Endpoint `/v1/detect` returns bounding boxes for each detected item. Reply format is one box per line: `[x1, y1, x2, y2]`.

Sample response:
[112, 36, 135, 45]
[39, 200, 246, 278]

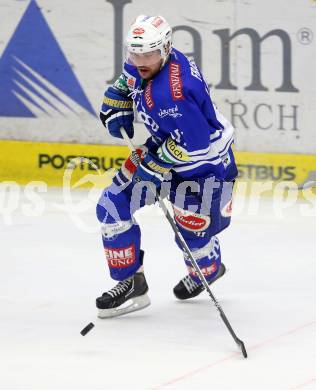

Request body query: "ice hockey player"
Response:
[96, 15, 238, 318]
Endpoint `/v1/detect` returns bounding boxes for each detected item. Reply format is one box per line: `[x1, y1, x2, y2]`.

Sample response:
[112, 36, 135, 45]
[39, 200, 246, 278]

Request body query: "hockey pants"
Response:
[96, 170, 234, 284]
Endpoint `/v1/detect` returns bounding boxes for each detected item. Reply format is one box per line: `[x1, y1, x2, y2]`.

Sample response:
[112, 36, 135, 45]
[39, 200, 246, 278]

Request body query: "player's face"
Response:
[128, 50, 163, 79]
[136, 60, 162, 79]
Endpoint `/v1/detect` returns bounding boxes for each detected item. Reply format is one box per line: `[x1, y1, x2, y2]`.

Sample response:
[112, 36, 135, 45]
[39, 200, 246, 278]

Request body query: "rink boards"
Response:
[1, 0, 316, 155]
[0, 140, 315, 198]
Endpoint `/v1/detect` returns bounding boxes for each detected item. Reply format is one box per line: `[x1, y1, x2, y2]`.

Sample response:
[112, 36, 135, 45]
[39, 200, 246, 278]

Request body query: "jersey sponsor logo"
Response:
[151, 17, 164, 28]
[105, 245, 136, 268]
[173, 206, 210, 232]
[127, 76, 136, 89]
[165, 137, 189, 162]
[188, 263, 217, 278]
[189, 60, 203, 82]
[144, 80, 154, 109]
[169, 62, 184, 101]
[157, 137, 189, 164]
[158, 105, 182, 119]
[138, 110, 160, 132]
[135, 99, 160, 133]
[0, 0, 95, 118]
[133, 27, 145, 35]
[221, 200, 233, 217]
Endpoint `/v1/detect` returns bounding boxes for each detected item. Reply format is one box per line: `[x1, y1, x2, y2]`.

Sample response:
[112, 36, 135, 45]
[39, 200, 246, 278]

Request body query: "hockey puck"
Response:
[80, 322, 95, 336]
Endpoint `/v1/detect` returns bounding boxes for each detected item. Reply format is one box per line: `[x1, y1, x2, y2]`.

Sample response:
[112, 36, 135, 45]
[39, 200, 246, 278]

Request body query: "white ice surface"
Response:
[0, 188, 315, 390]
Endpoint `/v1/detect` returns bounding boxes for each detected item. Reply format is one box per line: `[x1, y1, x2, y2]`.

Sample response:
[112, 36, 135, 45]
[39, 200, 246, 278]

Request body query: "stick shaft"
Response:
[120, 128, 247, 357]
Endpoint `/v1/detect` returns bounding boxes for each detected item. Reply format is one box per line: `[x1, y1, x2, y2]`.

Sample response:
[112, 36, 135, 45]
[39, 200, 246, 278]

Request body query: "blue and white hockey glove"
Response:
[133, 152, 173, 190]
[100, 87, 134, 139]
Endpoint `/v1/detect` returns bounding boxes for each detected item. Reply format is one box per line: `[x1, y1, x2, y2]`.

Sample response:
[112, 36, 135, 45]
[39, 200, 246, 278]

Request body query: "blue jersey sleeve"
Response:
[157, 81, 223, 155]
[155, 64, 235, 179]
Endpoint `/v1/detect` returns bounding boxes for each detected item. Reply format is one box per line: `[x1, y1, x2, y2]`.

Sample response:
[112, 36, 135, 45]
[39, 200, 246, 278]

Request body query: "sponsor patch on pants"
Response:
[173, 206, 210, 232]
[105, 245, 136, 268]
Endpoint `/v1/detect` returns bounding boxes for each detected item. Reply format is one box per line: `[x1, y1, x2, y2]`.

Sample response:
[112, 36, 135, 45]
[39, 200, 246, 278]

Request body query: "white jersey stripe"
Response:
[173, 159, 222, 173]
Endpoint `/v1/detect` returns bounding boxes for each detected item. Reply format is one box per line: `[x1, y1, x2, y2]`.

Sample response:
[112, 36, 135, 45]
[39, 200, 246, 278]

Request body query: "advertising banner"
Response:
[1, 141, 315, 198]
[0, 0, 315, 154]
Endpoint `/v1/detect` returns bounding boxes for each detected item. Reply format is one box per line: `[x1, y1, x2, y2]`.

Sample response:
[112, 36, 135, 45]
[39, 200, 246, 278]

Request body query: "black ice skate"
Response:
[96, 252, 150, 318]
[173, 263, 226, 300]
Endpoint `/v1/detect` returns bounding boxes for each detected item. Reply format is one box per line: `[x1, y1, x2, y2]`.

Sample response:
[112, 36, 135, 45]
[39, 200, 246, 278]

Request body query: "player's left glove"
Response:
[132, 152, 173, 190]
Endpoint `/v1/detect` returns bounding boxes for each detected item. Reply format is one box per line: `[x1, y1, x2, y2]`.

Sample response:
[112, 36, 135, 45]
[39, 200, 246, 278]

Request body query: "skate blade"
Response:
[98, 294, 151, 319]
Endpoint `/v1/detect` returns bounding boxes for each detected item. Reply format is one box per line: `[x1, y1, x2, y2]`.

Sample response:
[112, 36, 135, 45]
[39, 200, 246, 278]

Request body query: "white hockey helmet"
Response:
[125, 15, 172, 67]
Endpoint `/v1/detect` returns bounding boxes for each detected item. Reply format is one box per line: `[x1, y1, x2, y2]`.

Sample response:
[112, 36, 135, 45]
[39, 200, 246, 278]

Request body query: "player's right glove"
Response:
[100, 87, 134, 139]
[132, 152, 173, 190]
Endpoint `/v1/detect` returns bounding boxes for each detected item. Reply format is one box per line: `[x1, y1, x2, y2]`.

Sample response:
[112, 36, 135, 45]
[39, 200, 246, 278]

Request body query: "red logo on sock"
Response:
[105, 245, 136, 268]
[188, 263, 217, 278]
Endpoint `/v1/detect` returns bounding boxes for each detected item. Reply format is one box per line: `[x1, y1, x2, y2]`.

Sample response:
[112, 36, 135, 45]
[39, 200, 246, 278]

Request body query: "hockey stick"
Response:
[293, 182, 316, 190]
[120, 128, 248, 358]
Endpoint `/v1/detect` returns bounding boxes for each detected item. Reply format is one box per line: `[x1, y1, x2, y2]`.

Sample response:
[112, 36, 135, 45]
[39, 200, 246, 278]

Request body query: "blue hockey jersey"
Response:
[110, 48, 237, 181]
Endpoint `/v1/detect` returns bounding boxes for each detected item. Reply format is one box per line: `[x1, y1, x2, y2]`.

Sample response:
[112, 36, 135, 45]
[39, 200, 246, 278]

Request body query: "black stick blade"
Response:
[240, 341, 248, 358]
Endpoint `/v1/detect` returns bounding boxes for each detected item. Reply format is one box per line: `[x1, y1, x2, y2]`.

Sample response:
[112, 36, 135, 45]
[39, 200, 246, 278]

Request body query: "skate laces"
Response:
[107, 279, 132, 298]
[182, 275, 199, 293]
